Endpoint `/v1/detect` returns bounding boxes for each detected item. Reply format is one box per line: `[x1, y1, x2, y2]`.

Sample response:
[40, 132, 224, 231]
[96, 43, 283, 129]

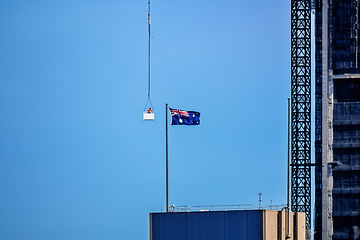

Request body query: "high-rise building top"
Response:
[315, 0, 360, 239]
[329, 0, 360, 74]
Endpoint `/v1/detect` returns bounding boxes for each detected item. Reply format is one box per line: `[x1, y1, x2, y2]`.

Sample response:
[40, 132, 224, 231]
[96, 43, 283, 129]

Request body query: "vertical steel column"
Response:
[314, 0, 323, 239]
[287, 98, 291, 239]
[291, 0, 312, 230]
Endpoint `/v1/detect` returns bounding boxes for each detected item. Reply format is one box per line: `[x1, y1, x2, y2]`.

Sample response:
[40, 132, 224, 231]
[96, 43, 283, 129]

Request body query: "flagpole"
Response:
[166, 103, 169, 212]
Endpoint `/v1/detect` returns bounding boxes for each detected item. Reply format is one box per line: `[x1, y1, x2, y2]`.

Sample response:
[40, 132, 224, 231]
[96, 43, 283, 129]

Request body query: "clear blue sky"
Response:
[0, 0, 293, 239]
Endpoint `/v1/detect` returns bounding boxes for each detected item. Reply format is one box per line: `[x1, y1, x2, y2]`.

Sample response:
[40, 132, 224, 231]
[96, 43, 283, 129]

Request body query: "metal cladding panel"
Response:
[151, 212, 187, 240]
[187, 211, 225, 240]
[150, 210, 263, 240]
[224, 211, 263, 240]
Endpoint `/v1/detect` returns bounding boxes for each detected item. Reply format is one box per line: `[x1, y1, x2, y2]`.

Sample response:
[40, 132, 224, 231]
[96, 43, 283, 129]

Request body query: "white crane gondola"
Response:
[143, 107, 155, 120]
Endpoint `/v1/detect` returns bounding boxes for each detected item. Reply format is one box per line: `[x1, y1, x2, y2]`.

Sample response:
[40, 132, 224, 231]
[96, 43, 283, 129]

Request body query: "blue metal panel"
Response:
[224, 211, 263, 240]
[151, 212, 187, 240]
[150, 210, 264, 240]
[187, 211, 225, 240]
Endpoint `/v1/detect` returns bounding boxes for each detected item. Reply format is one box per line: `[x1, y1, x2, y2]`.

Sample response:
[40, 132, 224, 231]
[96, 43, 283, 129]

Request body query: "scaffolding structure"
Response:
[315, 0, 360, 239]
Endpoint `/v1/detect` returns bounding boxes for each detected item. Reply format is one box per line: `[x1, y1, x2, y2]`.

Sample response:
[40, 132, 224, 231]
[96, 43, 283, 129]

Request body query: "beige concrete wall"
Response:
[282, 211, 294, 240]
[264, 210, 279, 239]
[263, 210, 305, 240]
[278, 210, 286, 240]
[294, 212, 306, 240]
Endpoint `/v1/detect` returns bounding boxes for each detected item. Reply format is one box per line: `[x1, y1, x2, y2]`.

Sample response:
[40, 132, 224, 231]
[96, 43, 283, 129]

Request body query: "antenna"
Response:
[258, 192, 262, 209]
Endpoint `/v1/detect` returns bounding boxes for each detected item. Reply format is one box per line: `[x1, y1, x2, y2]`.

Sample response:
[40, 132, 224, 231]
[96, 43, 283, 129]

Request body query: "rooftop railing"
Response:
[168, 204, 286, 212]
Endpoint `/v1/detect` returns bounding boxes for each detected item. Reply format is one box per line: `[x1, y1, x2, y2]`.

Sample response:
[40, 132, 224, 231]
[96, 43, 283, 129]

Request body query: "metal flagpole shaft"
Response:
[166, 103, 169, 212]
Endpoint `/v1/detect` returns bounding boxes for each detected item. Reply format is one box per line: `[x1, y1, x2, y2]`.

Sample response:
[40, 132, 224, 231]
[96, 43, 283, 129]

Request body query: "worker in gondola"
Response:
[148, 107, 153, 113]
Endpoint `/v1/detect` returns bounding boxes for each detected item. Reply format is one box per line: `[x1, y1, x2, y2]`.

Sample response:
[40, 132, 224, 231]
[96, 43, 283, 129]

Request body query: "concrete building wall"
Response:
[264, 210, 278, 239]
[294, 212, 306, 240]
[278, 210, 287, 239]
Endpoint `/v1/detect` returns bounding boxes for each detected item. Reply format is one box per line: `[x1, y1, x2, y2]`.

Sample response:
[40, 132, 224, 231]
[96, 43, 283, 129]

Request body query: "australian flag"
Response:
[170, 108, 200, 125]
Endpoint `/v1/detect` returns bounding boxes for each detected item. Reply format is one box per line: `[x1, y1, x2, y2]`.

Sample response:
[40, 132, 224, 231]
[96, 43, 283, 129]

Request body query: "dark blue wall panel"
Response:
[150, 210, 263, 240]
[151, 212, 187, 240]
[187, 211, 225, 240]
[224, 210, 262, 240]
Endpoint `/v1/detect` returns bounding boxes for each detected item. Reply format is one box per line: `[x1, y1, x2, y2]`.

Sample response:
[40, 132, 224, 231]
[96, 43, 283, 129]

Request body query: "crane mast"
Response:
[290, 0, 312, 232]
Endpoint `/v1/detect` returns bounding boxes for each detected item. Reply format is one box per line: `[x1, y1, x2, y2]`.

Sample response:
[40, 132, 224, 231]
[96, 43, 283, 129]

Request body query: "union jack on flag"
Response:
[170, 108, 200, 125]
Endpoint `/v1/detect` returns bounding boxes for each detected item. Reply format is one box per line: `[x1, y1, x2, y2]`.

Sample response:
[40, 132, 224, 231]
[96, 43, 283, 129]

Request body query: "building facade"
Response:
[315, 0, 360, 239]
[149, 210, 305, 240]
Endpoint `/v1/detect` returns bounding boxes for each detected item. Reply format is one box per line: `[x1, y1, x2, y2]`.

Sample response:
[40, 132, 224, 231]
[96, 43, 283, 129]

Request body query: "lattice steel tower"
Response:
[291, 0, 312, 231]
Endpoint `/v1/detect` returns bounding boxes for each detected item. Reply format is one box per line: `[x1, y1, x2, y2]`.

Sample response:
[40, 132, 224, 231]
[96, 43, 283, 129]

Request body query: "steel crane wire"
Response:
[144, 0, 154, 112]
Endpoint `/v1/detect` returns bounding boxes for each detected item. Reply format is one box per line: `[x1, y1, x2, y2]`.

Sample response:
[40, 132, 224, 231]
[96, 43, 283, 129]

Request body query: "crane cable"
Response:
[143, 0, 154, 112]
[148, 0, 151, 100]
